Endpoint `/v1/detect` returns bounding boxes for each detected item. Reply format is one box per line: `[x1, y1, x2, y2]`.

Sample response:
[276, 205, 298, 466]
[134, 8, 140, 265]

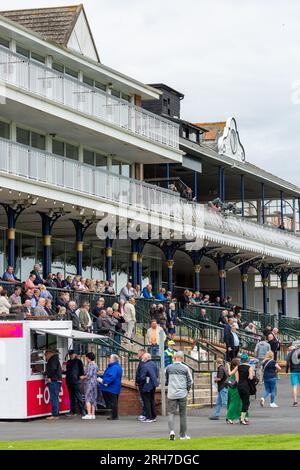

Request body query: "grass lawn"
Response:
[0, 434, 300, 450]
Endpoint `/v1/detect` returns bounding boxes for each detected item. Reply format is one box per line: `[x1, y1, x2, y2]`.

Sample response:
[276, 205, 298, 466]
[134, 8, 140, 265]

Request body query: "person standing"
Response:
[166, 351, 193, 440]
[254, 337, 271, 383]
[135, 349, 147, 422]
[260, 351, 281, 408]
[146, 319, 166, 357]
[226, 358, 246, 424]
[164, 340, 175, 368]
[224, 317, 234, 361]
[119, 282, 133, 301]
[209, 357, 228, 421]
[79, 302, 92, 333]
[82, 352, 99, 420]
[286, 344, 300, 407]
[225, 323, 239, 361]
[236, 353, 254, 425]
[123, 297, 136, 341]
[139, 353, 159, 423]
[268, 331, 280, 362]
[167, 302, 178, 339]
[65, 350, 85, 417]
[45, 349, 62, 421]
[98, 354, 123, 421]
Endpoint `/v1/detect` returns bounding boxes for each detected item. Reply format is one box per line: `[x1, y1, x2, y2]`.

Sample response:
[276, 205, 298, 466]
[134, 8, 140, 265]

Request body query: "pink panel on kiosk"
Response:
[0, 322, 23, 338]
[27, 379, 70, 417]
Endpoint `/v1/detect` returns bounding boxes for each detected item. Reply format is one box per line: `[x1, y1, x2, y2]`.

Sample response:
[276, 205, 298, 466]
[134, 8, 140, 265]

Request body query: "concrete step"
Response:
[187, 401, 216, 409]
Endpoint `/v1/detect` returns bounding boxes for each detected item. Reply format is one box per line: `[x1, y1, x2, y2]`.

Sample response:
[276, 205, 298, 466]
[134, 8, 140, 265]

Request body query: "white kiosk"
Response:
[0, 320, 104, 419]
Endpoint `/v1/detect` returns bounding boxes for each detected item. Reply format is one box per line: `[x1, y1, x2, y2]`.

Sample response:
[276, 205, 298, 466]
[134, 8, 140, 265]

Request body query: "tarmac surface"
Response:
[1, 376, 300, 441]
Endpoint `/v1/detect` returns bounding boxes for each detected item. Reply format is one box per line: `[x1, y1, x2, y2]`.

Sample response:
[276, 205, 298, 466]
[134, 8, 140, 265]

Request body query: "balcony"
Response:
[199, 205, 300, 262]
[0, 46, 179, 151]
[0, 137, 181, 219]
[0, 137, 300, 262]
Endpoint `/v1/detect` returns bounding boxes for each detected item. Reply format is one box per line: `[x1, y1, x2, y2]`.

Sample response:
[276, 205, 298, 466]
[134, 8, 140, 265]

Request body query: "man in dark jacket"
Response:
[31, 264, 44, 286]
[135, 349, 147, 421]
[65, 350, 85, 417]
[139, 353, 159, 423]
[45, 349, 62, 420]
[224, 317, 234, 361]
[210, 358, 228, 420]
[225, 324, 239, 361]
[268, 332, 280, 361]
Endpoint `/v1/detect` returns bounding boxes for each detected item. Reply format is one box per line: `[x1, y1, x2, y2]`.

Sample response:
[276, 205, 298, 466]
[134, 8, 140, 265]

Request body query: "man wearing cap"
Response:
[65, 350, 85, 417]
[164, 340, 175, 367]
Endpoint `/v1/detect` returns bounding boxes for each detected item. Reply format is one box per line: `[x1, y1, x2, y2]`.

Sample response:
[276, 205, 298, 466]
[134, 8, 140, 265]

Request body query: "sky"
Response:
[2, 0, 300, 185]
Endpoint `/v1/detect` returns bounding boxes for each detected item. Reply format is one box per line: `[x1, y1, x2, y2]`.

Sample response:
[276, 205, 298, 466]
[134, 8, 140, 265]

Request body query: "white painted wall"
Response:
[67, 10, 99, 62]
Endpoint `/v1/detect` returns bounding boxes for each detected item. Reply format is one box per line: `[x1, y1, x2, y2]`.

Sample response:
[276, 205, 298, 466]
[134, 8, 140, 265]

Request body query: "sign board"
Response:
[218, 117, 245, 162]
[27, 378, 70, 417]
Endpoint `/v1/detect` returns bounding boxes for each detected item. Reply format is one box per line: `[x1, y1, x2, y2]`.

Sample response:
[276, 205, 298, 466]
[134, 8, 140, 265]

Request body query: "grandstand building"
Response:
[0, 4, 300, 318]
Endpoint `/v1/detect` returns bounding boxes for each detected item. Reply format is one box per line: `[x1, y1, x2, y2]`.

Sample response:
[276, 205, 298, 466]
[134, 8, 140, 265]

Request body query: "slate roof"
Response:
[0, 4, 82, 47]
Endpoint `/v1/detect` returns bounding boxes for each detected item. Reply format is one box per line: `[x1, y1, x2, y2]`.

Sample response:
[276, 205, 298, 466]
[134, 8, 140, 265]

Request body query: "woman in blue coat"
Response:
[98, 354, 123, 420]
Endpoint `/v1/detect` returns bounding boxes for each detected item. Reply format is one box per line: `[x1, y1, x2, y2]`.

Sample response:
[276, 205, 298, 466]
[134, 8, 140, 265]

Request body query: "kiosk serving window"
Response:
[30, 332, 57, 375]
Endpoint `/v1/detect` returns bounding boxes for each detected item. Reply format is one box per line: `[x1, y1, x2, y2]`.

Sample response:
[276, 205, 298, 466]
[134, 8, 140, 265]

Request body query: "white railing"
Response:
[199, 205, 300, 254]
[0, 138, 181, 218]
[1, 137, 300, 258]
[0, 46, 179, 150]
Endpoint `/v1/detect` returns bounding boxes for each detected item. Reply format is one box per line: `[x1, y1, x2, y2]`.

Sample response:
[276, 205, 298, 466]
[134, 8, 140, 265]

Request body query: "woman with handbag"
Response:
[260, 351, 281, 408]
[226, 358, 248, 424]
[236, 353, 254, 425]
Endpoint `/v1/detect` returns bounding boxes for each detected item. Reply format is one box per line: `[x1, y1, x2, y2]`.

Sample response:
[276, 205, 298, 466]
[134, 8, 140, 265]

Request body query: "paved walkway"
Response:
[1, 376, 300, 441]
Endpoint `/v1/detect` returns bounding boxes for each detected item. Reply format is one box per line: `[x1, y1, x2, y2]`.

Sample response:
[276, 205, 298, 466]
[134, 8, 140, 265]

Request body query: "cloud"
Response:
[3, 0, 300, 185]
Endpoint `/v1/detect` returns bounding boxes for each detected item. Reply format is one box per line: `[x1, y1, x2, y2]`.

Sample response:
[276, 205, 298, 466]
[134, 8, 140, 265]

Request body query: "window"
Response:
[111, 89, 121, 98]
[83, 75, 94, 86]
[121, 163, 130, 178]
[66, 143, 79, 160]
[0, 37, 9, 48]
[95, 154, 107, 168]
[112, 159, 121, 174]
[83, 149, 94, 166]
[52, 139, 64, 157]
[52, 62, 64, 73]
[254, 273, 298, 289]
[16, 127, 30, 146]
[0, 120, 9, 139]
[31, 132, 45, 150]
[121, 93, 131, 102]
[31, 51, 45, 64]
[52, 139, 79, 160]
[16, 127, 46, 150]
[83, 149, 107, 168]
[16, 45, 30, 58]
[65, 67, 78, 79]
[112, 159, 131, 177]
[95, 81, 106, 92]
